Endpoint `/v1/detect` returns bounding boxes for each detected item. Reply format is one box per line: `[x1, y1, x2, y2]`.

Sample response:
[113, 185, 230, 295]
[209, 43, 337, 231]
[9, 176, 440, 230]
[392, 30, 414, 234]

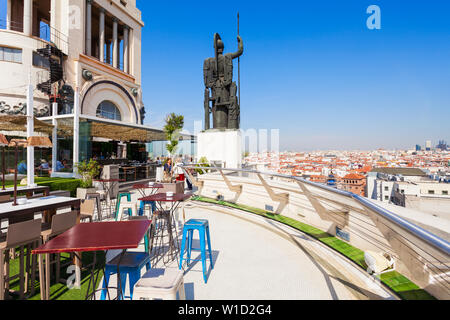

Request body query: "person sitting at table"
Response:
[38, 159, 50, 170]
[18, 160, 27, 174]
[56, 160, 65, 172]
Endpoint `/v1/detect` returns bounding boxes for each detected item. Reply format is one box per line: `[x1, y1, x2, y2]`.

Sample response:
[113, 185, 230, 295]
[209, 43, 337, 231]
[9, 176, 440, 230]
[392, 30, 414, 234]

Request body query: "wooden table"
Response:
[0, 196, 80, 225]
[32, 220, 151, 300]
[138, 193, 192, 265]
[0, 185, 50, 198]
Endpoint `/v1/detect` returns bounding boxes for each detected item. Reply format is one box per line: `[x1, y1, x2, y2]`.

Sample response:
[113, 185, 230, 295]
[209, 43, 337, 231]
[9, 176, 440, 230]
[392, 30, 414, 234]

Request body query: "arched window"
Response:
[96, 101, 122, 121]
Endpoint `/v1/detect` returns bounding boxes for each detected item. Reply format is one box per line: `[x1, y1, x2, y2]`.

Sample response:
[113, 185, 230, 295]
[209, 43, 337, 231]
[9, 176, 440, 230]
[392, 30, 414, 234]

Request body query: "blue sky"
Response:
[138, 0, 450, 151]
[1, 1, 449, 151]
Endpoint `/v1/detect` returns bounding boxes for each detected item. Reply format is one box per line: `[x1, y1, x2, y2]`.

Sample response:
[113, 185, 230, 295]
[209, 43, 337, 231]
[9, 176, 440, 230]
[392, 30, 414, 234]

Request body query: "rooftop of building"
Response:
[370, 167, 428, 176]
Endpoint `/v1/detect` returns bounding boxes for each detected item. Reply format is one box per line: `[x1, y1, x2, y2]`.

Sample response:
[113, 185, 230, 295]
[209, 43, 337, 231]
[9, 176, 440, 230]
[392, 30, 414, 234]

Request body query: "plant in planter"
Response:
[75, 159, 100, 199]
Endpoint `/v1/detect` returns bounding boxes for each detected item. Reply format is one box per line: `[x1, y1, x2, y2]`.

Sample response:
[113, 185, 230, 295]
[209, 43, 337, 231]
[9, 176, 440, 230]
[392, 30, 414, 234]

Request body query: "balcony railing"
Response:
[0, 19, 68, 55]
[180, 165, 450, 300]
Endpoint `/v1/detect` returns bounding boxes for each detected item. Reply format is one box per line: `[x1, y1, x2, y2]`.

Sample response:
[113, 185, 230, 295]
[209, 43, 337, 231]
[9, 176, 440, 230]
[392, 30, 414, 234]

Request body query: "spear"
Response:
[237, 12, 241, 107]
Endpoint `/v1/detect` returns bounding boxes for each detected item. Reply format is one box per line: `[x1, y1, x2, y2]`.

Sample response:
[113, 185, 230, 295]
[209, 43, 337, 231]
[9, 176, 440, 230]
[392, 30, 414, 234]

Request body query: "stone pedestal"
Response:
[197, 130, 242, 169]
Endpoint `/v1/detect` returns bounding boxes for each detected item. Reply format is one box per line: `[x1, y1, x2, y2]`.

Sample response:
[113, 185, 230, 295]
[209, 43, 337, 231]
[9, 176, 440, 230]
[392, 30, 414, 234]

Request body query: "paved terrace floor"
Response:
[96, 193, 396, 300]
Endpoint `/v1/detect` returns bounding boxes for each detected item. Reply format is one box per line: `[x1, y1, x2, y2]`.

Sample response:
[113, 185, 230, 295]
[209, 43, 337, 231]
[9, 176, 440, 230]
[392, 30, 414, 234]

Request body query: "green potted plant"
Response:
[75, 159, 100, 199]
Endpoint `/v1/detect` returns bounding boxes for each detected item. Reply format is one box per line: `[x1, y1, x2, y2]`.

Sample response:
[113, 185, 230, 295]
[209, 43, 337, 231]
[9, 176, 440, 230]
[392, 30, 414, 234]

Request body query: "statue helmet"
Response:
[214, 33, 224, 53]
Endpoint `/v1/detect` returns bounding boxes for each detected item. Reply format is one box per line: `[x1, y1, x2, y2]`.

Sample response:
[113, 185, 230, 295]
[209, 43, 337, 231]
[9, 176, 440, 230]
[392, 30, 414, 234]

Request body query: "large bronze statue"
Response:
[203, 33, 244, 130]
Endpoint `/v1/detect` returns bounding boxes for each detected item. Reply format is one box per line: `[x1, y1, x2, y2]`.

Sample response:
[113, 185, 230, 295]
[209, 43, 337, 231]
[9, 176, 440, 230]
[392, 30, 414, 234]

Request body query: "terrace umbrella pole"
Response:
[13, 143, 18, 206]
[2, 147, 5, 190]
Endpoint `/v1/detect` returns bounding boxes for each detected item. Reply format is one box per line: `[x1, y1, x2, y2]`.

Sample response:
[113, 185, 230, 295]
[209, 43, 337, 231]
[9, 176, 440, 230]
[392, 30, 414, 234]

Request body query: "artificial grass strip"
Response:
[192, 196, 436, 300]
[3, 177, 81, 197]
[6, 251, 105, 300]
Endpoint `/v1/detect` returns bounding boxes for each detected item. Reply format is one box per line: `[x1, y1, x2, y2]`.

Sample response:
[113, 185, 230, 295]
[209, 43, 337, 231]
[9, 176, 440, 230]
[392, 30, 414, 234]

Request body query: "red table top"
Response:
[139, 192, 193, 203]
[32, 220, 151, 255]
[133, 183, 164, 189]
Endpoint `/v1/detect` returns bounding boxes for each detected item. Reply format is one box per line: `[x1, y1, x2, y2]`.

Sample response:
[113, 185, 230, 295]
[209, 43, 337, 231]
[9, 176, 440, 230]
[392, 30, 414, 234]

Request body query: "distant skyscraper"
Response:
[436, 140, 448, 151]
[426, 140, 432, 151]
[416, 145, 422, 152]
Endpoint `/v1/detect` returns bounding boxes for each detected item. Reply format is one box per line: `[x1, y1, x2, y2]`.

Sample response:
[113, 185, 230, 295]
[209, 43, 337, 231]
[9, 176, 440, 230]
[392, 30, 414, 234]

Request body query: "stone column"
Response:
[123, 26, 129, 73]
[112, 18, 118, 68]
[85, 0, 92, 56]
[23, 0, 33, 36]
[99, 8, 105, 62]
[6, 0, 12, 30]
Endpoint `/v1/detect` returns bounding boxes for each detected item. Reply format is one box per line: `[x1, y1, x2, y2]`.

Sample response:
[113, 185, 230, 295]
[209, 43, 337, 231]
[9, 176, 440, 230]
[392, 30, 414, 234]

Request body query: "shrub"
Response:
[36, 179, 82, 197]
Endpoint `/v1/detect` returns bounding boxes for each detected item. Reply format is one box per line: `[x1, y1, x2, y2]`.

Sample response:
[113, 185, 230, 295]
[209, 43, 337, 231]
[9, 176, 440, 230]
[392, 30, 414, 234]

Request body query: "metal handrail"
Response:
[181, 164, 450, 256]
[0, 19, 68, 54]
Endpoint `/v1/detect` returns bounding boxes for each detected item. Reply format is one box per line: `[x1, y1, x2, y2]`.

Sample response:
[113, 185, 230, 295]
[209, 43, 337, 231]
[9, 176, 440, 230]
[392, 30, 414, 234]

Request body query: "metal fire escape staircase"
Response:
[36, 44, 65, 97]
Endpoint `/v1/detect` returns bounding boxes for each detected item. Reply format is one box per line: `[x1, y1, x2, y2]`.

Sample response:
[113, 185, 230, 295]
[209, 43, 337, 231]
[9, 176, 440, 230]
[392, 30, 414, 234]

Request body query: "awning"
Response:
[0, 115, 54, 135]
[55, 117, 168, 143]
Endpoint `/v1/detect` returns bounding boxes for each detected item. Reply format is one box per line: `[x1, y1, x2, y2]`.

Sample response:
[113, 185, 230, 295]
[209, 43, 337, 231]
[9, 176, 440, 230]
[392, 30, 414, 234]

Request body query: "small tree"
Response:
[75, 159, 100, 188]
[164, 113, 184, 160]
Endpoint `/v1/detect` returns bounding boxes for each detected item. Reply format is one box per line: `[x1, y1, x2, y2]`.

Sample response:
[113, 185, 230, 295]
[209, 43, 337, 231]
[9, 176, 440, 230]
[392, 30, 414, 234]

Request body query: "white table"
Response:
[0, 196, 81, 224]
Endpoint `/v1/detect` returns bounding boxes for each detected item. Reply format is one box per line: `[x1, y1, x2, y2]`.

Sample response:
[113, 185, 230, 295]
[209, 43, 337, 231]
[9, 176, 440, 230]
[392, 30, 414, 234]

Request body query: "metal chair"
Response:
[85, 193, 103, 221]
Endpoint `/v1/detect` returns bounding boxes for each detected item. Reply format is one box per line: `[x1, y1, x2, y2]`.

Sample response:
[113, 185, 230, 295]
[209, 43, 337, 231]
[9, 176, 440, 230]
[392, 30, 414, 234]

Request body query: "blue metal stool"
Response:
[114, 192, 132, 221]
[179, 219, 213, 283]
[138, 200, 156, 217]
[137, 200, 158, 254]
[100, 252, 151, 300]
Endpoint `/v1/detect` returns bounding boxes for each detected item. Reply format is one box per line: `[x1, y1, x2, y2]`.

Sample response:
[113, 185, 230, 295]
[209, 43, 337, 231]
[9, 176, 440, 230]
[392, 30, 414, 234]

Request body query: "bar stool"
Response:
[100, 252, 151, 300]
[116, 202, 138, 221]
[0, 219, 42, 300]
[114, 192, 132, 221]
[85, 193, 102, 221]
[133, 268, 185, 300]
[179, 219, 213, 284]
[41, 211, 77, 285]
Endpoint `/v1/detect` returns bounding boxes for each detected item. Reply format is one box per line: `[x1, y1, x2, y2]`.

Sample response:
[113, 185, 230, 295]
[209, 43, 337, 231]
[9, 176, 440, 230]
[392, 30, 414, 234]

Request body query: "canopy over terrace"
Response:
[55, 116, 169, 142]
[36, 114, 194, 177]
[0, 115, 54, 136]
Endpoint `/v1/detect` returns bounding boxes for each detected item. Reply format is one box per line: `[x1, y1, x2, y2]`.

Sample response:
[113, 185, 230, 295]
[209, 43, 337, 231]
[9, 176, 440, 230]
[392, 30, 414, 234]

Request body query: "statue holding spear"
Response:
[203, 14, 244, 130]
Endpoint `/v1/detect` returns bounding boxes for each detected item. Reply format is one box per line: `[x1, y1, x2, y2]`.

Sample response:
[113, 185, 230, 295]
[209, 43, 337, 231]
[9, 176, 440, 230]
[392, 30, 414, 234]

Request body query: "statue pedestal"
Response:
[197, 129, 242, 169]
